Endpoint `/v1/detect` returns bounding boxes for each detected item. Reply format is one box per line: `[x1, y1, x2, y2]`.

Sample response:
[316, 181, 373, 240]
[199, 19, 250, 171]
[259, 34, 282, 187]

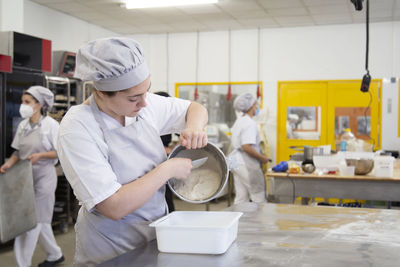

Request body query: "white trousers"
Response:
[233, 165, 266, 205]
[14, 223, 63, 267]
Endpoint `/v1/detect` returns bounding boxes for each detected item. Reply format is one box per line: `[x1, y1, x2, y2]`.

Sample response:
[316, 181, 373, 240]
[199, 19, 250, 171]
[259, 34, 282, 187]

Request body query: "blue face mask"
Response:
[255, 106, 260, 116]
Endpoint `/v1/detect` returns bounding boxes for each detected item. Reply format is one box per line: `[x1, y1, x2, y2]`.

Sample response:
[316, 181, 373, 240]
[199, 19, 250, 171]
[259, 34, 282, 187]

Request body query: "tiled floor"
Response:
[0, 196, 230, 266]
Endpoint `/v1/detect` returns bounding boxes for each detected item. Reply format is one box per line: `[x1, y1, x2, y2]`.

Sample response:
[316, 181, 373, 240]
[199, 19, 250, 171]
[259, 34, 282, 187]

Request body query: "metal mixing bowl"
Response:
[167, 143, 229, 204]
[345, 159, 374, 175]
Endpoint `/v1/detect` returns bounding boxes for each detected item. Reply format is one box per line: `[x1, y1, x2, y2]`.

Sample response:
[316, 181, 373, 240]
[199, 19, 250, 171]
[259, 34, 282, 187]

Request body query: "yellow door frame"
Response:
[277, 81, 328, 162]
[326, 79, 382, 152]
[398, 80, 400, 137]
[277, 79, 382, 162]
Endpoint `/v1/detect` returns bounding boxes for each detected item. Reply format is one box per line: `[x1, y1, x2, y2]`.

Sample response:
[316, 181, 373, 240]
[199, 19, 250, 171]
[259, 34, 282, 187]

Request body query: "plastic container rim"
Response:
[149, 211, 243, 229]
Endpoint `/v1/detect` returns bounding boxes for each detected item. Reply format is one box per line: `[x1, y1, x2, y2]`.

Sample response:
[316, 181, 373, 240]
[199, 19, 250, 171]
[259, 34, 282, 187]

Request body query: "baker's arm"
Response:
[180, 102, 208, 149]
[96, 158, 191, 221]
[27, 151, 57, 164]
[242, 144, 269, 164]
[0, 153, 20, 173]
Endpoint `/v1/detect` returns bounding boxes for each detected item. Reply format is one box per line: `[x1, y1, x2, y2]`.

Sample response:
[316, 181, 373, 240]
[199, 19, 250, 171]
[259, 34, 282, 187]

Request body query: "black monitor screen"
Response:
[61, 54, 76, 76]
[13, 32, 42, 71]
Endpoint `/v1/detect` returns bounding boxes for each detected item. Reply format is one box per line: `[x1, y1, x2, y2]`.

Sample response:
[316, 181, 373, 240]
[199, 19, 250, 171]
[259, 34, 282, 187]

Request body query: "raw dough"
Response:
[174, 168, 221, 201]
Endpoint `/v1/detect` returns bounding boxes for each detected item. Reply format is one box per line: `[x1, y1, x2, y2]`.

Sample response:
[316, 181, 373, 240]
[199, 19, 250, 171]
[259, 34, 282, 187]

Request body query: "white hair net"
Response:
[74, 37, 149, 91]
[233, 93, 256, 112]
[26, 86, 54, 110]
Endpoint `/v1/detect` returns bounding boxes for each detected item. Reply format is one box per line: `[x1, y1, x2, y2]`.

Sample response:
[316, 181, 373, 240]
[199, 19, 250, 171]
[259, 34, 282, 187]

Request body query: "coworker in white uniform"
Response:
[57, 37, 208, 266]
[230, 93, 268, 204]
[287, 114, 299, 139]
[0, 86, 64, 267]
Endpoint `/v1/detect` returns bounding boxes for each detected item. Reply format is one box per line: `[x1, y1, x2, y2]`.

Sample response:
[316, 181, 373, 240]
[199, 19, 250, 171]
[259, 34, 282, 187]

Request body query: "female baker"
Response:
[0, 86, 64, 267]
[57, 37, 208, 266]
[230, 93, 268, 204]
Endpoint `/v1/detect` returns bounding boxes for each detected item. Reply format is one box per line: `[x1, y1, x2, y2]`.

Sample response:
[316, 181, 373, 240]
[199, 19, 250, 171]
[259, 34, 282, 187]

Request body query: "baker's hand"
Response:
[0, 162, 11, 173]
[260, 155, 269, 164]
[180, 128, 208, 149]
[27, 153, 42, 164]
[163, 158, 192, 180]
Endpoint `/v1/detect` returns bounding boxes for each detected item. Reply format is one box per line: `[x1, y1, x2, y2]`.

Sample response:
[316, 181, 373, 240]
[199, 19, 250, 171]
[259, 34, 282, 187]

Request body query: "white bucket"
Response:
[374, 156, 395, 178]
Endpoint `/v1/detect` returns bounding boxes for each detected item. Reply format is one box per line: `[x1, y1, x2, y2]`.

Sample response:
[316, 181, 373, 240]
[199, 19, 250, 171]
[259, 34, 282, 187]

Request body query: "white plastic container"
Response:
[149, 211, 243, 254]
[374, 156, 395, 178]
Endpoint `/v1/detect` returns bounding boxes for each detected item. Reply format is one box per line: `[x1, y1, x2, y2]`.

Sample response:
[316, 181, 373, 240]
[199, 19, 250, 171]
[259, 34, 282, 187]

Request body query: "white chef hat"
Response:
[74, 37, 150, 91]
[233, 93, 256, 112]
[26, 86, 54, 109]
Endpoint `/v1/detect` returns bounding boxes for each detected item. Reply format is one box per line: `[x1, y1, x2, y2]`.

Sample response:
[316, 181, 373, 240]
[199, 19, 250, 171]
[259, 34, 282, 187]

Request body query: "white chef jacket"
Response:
[230, 114, 261, 164]
[57, 93, 190, 212]
[11, 116, 59, 165]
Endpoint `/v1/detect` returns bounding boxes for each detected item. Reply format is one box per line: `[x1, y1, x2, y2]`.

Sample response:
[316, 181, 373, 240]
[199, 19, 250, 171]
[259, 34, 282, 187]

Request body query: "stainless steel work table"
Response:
[98, 203, 400, 266]
[266, 160, 400, 203]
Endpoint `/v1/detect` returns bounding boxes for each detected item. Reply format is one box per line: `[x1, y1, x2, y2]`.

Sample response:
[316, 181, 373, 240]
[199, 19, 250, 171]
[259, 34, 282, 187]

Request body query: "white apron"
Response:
[232, 149, 265, 196]
[74, 96, 168, 266]
[17, 119, 57, 223]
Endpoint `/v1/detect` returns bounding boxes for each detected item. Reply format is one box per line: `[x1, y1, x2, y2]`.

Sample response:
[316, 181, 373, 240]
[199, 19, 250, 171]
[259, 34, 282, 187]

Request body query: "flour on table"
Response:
[174, 168, 221, 201]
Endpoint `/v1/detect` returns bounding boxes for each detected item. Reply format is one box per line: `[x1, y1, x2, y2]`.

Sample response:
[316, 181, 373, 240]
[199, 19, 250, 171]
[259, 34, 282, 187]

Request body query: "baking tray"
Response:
[0, 160, 37, 243]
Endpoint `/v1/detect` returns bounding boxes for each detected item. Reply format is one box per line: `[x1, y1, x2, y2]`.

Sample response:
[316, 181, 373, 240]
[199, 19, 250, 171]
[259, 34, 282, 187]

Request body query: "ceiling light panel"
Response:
[125, 0, 218, 9]
[138, 7, 185, 16]
[218, 1, 262, 11]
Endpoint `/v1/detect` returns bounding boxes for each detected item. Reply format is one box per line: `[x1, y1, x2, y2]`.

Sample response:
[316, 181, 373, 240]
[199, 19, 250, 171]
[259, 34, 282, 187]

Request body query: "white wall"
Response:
[168, 32, 197, 86]
[23, 0, 119, 52]
[0, 0, 24, 32]
[129, 21, 400, 162]
[149, 34, 169, 92]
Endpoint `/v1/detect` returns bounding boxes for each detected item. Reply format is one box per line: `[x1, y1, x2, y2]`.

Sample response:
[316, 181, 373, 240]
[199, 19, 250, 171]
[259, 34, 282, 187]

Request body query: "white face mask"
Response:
[19, 104, 34, 118]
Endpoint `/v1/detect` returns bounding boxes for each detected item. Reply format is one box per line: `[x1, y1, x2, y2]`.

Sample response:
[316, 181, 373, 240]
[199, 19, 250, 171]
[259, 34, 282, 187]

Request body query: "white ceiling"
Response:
[31, 0, 400, 34]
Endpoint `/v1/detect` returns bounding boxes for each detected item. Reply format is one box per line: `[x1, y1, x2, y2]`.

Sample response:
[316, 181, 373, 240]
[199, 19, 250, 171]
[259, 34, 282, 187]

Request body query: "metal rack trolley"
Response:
[45, 75, 79, 233]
